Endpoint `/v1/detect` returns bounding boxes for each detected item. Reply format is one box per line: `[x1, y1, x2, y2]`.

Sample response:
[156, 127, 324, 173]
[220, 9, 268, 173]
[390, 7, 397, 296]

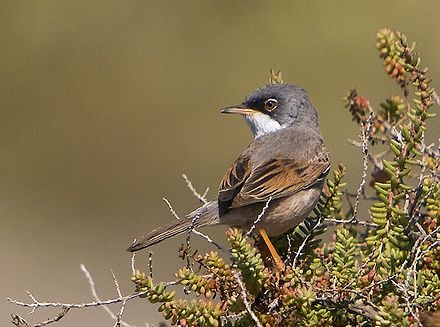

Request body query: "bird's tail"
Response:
[127, 201, 219, 252]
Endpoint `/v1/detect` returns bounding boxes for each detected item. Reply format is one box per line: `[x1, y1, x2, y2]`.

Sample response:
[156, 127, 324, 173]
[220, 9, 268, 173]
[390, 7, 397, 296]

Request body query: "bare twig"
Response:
[8, 270, 196, 327]
[111, 270, 126, 327]
[162, 197, 180, 220]
[392, 280, 421, 326]
[148, 252, 154, 278]
[182, 174, 208, 204]
[179, 174, 225, 250]
[405, 226, 440, 303]
[8, 266, 140, 327]
[186, 213, 200, 257]
[324, 217, 378, 228]
[7, 291, 144, 321]
[349, 112, 373, 223]
[292, 213, 328, 269]
[286, 234, 293, 266]
[130, 253, 136, 274]
[162, 197, 224, 251]
[37, 307, 71, 327]
[292, 231, 313, 270]
[232, 270, 262, 327]
[11, 306, 71, 327]
[8, 260, 202, 327]
[81, 265, 135, 327]
[247, 197, 272, 236]
[114, 300, 127, 327]
[111, 270, 122, 298]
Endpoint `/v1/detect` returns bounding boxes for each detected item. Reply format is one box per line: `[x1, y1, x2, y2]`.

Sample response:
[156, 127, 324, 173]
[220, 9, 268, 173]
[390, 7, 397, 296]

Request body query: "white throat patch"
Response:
[245, 113, 282, 138]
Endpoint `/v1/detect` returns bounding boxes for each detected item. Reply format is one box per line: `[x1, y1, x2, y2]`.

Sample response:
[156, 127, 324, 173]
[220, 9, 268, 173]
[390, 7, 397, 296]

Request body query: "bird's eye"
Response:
[264, 98, 278, 111]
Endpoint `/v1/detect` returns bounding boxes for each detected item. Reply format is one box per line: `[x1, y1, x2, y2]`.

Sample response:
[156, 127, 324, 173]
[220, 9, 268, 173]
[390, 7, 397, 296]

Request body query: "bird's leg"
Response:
[258, 228, 284, 270]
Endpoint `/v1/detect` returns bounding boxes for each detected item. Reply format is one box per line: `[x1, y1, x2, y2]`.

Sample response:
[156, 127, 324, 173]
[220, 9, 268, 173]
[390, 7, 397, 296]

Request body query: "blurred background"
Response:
[1, 1, 439, 325]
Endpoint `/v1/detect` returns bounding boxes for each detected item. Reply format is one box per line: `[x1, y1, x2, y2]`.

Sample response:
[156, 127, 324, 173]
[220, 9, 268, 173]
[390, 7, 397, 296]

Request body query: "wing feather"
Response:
[218, 148, 329, 215]
[218, 156, 251, 215]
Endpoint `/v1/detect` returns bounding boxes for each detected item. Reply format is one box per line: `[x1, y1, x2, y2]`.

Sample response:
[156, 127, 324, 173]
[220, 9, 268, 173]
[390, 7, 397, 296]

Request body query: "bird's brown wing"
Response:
[218, 151, 329, 216]
[218, 155, 251, 215]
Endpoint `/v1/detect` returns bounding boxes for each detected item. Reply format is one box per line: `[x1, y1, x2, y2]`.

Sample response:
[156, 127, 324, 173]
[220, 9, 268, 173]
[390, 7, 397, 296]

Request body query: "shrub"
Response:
[133, 28, 439, 326]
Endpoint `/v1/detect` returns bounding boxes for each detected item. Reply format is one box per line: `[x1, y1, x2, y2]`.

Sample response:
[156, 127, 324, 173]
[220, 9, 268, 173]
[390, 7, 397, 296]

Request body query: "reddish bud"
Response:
[360, 274, 369, 284]
[423, 256, 433, 264]
[355, 96, 370, 109]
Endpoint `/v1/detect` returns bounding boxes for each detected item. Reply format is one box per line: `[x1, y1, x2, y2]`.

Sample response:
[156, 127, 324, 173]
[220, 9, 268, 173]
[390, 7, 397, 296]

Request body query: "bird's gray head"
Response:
[221, 83, 319, 138]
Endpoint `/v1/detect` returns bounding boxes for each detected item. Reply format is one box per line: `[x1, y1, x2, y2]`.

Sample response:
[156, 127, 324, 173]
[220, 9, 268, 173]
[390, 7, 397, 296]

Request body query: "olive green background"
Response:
[1, 1, 439, 326]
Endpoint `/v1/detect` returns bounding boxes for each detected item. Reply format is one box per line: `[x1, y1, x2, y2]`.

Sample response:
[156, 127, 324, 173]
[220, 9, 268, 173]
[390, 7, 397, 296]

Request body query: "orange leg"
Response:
[259, 228, 284, 270]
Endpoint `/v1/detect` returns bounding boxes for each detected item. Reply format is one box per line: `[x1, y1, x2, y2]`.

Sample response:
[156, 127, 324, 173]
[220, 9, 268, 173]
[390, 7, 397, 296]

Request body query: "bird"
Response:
[127, 82, 330, 268]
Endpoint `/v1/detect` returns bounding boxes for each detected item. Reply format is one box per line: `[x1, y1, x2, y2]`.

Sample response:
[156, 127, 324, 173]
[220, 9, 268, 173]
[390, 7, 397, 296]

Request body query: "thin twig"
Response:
[232, 270, 262, 327]
[7, 292, 145, 314]
[247, 197, 272, 236]
[349, 112, 373, 223]
[148, 252, 154, 278]
[111, 270, 122, 298]
[286, 234, 293, 266]
[32, 307, 71, 327]
[191, 229, 225, 251]
[163, 197, 224, 251]
[292, 232, 312, 270]
[292, 214, 326, 269]
[186, 213, 199, 257]
[179, 174, 225, 249]
[131, 253, 136, 274]
[10, 307, 71, 327]
[162, 197, 180, 220]
[182, 174, 208, 204]
[114, 300, 127, 327]
[111, 270, 126, 327]
[324, 218, 378, 228]
[81, 265, 135, 327]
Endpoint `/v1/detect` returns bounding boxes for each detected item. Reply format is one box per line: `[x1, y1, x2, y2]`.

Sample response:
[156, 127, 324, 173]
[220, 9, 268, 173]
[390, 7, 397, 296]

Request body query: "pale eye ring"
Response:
[264, 98, 278, 111]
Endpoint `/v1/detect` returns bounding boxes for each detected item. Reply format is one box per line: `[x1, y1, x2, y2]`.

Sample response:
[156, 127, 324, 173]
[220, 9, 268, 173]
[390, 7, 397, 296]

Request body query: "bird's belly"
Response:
[260, 187, 322, 236]
[220, 186, 323, 236]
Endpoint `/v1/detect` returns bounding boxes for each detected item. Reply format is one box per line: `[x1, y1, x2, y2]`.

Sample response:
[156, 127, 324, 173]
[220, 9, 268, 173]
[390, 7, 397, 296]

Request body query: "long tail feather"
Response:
[127, 201, 219, 252]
